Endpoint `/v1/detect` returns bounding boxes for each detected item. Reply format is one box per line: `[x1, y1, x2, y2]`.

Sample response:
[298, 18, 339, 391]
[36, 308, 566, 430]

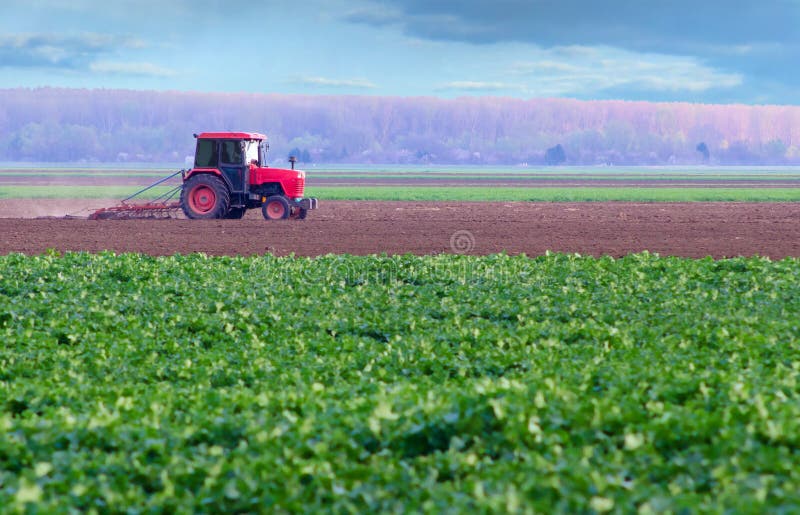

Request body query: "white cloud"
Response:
[0, 32, 143, 51]
[343, 5, 404, 26]
[295, 76, 377, 89]
[508, 45, 743, 96]
[0, 32, 151, 69]
[89, 60, 175, 77]
[437, 81, 525, 93]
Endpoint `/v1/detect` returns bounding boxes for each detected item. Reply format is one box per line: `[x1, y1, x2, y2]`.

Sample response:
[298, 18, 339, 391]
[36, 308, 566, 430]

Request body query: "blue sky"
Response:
[0, 0, 797, 104]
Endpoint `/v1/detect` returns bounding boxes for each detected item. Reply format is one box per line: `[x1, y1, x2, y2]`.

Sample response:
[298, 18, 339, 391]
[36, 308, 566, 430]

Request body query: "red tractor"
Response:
[181, 132, 318, 220]
[89, 132, 316, 221]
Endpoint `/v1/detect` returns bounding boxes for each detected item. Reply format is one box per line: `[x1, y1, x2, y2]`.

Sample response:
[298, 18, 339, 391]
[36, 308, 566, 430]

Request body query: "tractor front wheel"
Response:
[262, 195, 290, 220]
[181, 174, 230, 219]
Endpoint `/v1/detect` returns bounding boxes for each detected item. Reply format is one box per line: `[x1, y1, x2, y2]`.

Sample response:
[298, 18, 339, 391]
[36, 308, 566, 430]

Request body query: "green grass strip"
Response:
[0, 171, 171, 177]
[0, 185, 177, 199]
[311, 174, 800, 181]
[306, 186, 800, 202]
[1, 185, 799, 202]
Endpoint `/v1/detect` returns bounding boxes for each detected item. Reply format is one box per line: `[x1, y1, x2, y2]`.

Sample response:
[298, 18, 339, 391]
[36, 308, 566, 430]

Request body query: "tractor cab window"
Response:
[195, 139, 218, 168]
[220, 140, 244, 165]
[245, 140, 259, 166]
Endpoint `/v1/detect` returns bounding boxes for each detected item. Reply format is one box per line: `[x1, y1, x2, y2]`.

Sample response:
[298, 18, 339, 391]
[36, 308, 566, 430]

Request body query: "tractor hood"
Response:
[254, 167, 304, 178]
[249, 166, 307, 199]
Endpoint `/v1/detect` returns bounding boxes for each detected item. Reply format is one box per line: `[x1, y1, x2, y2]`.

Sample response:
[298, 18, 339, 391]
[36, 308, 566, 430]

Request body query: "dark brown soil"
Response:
[0, 199, 122, 218]
[1, 200, 799, 258]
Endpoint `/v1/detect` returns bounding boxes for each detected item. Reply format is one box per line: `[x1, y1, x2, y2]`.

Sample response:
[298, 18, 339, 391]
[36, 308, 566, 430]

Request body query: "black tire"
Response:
[180, 174, 230, 219]
[262, 195, 290, 220]
[224, 207, 246, 219]
[296, 208, 307, 220]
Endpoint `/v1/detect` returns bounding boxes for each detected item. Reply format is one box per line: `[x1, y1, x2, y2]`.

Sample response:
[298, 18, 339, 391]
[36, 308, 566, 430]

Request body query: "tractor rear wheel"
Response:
[224, 207, 246, 219]
[181, 174, 230, 219]
[262, 195, 290, 220]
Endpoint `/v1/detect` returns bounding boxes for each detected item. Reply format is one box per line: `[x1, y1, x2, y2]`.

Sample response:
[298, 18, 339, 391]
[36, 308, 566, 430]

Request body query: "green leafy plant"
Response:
[1, 252, 799, 512]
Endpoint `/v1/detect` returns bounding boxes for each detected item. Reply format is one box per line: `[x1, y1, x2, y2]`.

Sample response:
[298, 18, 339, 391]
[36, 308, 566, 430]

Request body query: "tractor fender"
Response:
[183, 168, 234, 191]
[184, 167, 223, 180]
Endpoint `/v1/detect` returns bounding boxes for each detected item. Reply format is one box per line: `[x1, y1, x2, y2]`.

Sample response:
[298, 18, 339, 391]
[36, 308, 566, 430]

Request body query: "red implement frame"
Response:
[89, 201, 181, 220]
[89, 170, 183, 220]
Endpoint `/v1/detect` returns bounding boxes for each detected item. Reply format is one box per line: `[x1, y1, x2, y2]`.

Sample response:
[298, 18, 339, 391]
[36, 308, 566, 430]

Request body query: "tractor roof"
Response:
[196, 132, 267, 140]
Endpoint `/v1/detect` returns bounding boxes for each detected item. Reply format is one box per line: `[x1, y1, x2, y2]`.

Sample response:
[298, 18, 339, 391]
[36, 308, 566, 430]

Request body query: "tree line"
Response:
[0, 87, 798, 165]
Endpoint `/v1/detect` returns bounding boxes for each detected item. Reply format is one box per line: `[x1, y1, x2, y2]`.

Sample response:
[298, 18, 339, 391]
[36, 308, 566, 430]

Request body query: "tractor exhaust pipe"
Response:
[289, 155, 297, 170]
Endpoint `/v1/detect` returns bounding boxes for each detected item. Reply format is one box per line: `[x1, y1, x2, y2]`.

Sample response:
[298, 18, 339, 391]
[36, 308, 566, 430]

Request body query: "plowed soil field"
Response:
[1, 199, 798, 258]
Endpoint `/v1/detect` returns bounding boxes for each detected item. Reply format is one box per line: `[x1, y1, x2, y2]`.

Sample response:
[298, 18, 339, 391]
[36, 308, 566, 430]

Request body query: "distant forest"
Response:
[1, 87, 799, 165]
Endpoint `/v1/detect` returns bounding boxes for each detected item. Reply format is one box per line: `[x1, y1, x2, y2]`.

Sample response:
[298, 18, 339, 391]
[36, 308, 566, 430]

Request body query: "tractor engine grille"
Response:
[287, 177, 305, 198]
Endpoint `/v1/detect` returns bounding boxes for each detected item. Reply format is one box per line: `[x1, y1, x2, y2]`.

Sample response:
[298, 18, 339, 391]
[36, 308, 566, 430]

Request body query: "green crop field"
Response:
[2, 185, 800, 202]
[0, 186, 180, 200]
[307, 173, 800, 182]
[309, 165, 800, 176]
[2, 252, 800, 512]
[307, 186, 800, 202]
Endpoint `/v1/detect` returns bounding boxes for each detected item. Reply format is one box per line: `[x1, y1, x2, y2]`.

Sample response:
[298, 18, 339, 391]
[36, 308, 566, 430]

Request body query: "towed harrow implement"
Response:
[89, 170, 183, 220]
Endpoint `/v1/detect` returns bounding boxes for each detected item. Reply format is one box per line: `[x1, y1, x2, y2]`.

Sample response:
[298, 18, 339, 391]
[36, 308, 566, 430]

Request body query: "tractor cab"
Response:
[181, 132, 318, 220]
